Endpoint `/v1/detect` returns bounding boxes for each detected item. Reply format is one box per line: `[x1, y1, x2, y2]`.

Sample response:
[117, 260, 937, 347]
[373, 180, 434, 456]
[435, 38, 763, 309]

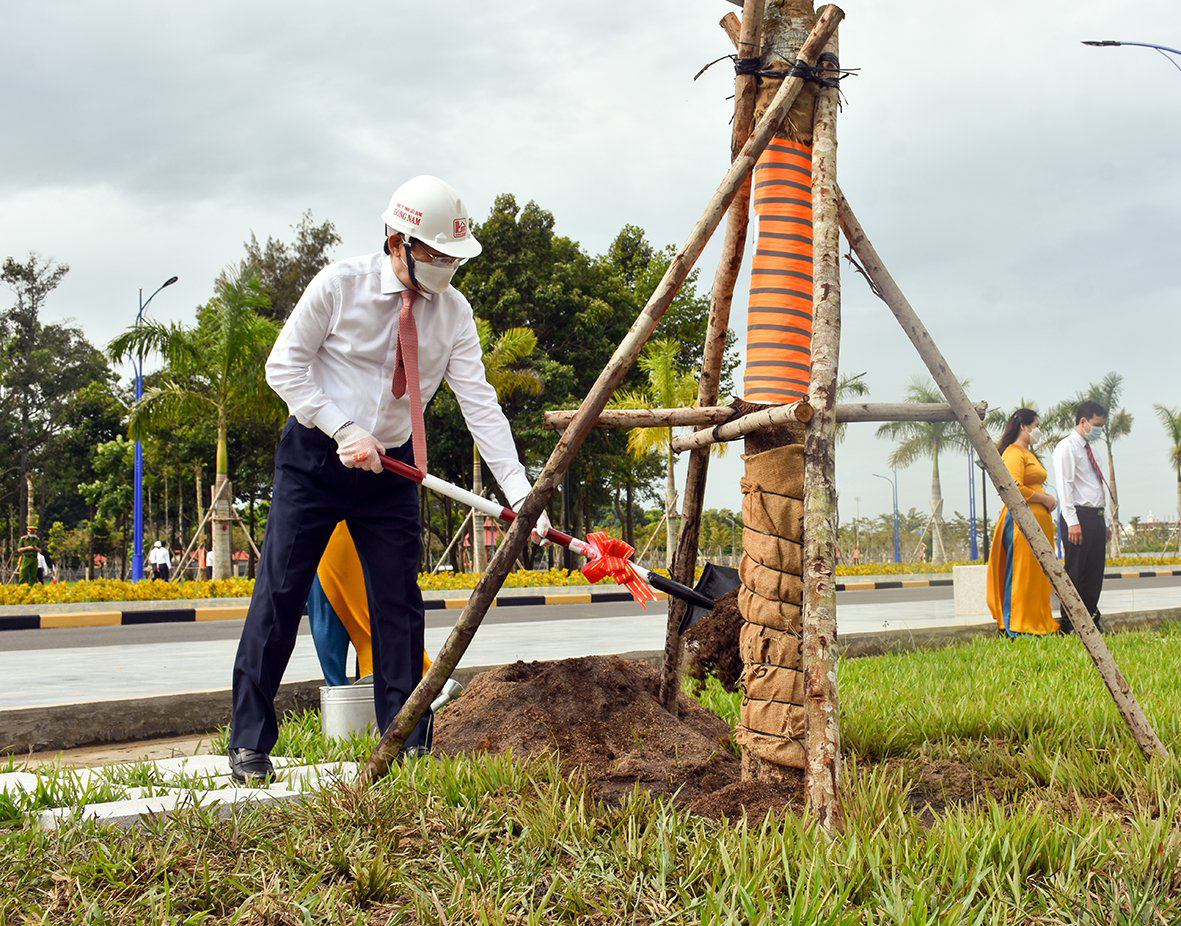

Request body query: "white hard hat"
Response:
[381, 175, 482, 259]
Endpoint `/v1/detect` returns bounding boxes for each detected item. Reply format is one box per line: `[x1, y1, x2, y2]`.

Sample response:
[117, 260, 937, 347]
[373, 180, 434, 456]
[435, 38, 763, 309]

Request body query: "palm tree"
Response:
[109, 270, 281, 578]
[470, 320, 543, 573]
[1083, 373, 1133, 552]
[876, 377, 967, 565]
[1154, 405, 1181, 548]
[835, 372, 869, 443]
[609, 339, 703, 569]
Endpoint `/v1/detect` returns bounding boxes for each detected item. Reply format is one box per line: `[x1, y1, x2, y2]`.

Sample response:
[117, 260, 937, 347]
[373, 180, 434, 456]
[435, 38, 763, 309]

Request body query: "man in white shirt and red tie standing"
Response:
[1052, 400, 1110, 635]
[228, 175, 550, 783]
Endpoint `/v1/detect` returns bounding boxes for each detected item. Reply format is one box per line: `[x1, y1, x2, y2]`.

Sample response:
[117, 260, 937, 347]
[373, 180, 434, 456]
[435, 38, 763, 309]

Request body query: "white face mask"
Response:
[410, 257, 458, 294]
[1028, 426, 1042, 445]
[1086, 425, 1104, 443]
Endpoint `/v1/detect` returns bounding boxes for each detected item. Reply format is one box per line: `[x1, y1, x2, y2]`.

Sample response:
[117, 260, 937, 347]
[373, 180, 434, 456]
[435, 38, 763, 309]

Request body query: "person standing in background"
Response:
[149, 540, 172, 581]
[1052, 400, 1110, 633]
[987, 409, 1058, 636]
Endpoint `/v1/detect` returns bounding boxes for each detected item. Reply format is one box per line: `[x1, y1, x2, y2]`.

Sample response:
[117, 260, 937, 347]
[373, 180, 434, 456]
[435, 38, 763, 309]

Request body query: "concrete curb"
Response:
[5, 571, 1177, 633]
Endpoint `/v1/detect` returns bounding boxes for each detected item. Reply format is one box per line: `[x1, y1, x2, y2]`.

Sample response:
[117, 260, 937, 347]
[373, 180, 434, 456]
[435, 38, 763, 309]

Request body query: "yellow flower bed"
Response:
[0, 578, 256, 606]
[8, 556, 1175, 605]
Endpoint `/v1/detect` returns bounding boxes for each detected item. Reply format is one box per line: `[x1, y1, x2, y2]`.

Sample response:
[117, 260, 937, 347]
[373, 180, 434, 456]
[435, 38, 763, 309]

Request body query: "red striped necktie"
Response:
[391, 290, 427, 474]
[1083, 442, 1115, 505]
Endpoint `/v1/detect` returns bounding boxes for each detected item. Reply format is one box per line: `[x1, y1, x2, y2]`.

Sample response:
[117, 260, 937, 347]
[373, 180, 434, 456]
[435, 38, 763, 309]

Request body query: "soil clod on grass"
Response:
[433, 655, 739, 804]
[684, 588, 743, 691]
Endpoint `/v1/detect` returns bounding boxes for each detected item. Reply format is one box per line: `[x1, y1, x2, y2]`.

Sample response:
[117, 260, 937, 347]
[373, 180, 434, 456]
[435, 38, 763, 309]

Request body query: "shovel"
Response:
[377, 452, 715, 610]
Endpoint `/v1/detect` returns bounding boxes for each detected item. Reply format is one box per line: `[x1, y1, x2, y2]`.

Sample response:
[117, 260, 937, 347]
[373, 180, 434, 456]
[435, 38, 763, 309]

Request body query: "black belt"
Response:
[1076, 505, 1104, 513]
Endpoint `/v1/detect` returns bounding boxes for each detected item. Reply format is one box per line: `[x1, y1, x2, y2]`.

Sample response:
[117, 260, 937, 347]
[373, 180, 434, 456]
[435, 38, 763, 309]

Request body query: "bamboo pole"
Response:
[659, 0, 766, 711]
[543, 406, 736, 430]
[671, 401, 813, 453]
[837, 188, 1169, 761]
[358, 6, 847, 785]
[800, 32, 842, 830]
[543, 401, 986, 431]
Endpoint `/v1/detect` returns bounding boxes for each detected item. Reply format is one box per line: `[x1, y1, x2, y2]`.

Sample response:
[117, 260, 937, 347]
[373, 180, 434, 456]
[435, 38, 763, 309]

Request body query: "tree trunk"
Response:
[211, 420, 233, 580]
[930, 453, 946, 564]
[23, 472, 33, 529]
[1107, 442, 1122, 554]
[737, 0, 823, 782]
[664, 440, 678, 571]
[194, 462, 206, 577]
[472, 445, 484, 574]
[800, 29, 843, 830]
[177, 470, 185, 553]
[248, 493, 257, 579]
[625, 473, 635, 549]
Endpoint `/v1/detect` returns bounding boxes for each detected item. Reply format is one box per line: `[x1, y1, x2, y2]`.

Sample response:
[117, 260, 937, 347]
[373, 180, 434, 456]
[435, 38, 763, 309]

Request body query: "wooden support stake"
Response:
[543, 400, 986, 431]
[671, 400, 813, 454]
[801, 31, 842, 830]
[358, 5, 847, 785]
[660, 0, 766, 711]
[837, 187, 1169, 761]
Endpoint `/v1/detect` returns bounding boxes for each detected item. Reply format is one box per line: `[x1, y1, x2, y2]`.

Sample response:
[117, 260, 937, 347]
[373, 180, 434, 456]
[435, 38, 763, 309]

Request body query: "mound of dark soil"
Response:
[683, 772, 806, 822]
[433, 655, 738, 803]
[684, 588, 743, 691]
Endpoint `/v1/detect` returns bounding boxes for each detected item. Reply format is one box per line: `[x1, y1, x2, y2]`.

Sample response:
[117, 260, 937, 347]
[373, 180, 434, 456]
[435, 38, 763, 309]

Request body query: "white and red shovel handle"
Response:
[377, 452, 712, 610]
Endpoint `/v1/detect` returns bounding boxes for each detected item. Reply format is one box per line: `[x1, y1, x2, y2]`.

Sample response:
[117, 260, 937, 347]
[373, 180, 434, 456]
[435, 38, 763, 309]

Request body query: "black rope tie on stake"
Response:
[694, 51, 857, 108]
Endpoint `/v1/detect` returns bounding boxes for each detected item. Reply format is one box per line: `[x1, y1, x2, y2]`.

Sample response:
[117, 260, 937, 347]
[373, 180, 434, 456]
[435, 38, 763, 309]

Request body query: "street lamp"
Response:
[873, 470, 901, 563]
[132, 275, 178, 581]
[1082, 40, 1181, 74]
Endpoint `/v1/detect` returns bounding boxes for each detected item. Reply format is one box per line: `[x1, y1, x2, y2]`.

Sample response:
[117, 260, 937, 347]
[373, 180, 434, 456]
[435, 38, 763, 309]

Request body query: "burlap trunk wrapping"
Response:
[736, 444, 806, 770]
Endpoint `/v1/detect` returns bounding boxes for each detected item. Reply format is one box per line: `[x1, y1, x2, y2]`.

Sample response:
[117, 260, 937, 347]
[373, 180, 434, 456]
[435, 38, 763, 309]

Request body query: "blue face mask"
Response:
[1086, 426, 1104, 443]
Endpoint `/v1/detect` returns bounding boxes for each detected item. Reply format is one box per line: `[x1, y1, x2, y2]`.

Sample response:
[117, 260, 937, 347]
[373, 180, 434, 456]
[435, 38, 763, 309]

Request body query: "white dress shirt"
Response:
[149, 546, 171, 566]
[1052, 431, 1106, 528]
[266, 252, 532, 505]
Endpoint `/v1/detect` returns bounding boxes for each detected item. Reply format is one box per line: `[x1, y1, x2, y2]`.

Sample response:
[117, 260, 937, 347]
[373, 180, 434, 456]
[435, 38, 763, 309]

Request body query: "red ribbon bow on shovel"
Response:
[580, 531, 657, 608]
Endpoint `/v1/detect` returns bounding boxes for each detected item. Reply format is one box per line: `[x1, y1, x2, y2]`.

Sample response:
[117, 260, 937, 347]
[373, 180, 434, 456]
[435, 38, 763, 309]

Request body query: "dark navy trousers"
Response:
[230, 418, 431, 753]
[1058, 506, 1106, 632]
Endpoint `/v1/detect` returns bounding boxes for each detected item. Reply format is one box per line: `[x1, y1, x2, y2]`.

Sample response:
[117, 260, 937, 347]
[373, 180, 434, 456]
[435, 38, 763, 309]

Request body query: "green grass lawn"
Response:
[4, 625, 1181, 923]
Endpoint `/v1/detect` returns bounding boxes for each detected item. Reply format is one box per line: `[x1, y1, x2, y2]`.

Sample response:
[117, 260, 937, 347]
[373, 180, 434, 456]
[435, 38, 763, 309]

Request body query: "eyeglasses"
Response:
[409, 240, 460, 266]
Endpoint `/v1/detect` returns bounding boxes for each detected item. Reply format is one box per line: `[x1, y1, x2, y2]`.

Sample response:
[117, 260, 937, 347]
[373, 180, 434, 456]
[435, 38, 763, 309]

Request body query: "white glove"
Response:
[334, 423, 385, 474]
[512, 497, 552, 546]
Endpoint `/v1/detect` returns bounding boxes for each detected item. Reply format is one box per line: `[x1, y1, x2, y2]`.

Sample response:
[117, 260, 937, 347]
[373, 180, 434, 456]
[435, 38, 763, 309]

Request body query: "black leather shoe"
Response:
[229, 748, 274, 784]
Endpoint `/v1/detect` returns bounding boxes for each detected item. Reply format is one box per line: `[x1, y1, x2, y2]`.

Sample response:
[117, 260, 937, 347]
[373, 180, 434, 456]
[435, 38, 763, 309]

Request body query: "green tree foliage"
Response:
[876, 378, 969, 565]
[1154, 405, 1181, 530]
[610, 339, 702, 569]
[443, 195, 736, 551]
[1, 253, 112, 527]
[232, 211, 341, 322]
[109, 270, 285, 482]
[78, 437, 136, 578]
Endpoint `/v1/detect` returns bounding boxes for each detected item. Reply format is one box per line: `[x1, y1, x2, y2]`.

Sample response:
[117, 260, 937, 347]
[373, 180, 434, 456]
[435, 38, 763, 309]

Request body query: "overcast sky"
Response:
[2, 0, 1179, 531]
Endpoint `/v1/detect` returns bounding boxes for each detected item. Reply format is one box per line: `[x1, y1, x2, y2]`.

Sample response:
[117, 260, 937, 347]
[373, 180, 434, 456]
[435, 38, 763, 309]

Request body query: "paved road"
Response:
[2, 578, 1179, 710]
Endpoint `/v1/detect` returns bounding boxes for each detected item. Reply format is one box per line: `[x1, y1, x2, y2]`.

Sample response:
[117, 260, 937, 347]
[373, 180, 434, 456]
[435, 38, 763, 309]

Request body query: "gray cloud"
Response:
[2, 0, 1179, 527]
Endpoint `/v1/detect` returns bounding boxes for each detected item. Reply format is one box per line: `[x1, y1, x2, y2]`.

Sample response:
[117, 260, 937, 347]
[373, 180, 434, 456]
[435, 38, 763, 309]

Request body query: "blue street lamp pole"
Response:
[131, 276, 178, 581]
[873, 470, 901, 563]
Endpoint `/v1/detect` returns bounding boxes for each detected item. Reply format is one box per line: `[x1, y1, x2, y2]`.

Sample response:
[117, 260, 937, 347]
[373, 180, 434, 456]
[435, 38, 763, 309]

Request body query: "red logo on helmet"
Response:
[453, 218, 468, 239]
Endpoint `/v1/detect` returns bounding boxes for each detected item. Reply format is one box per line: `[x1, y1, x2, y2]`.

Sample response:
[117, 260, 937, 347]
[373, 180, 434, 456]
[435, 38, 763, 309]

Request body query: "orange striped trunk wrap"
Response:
[743, 139, 814, 404]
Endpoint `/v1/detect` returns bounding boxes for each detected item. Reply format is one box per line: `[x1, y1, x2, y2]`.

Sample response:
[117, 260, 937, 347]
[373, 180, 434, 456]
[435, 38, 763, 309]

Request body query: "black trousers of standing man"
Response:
[231, 418, 431, 754]
[1058, 505, 1106, 633]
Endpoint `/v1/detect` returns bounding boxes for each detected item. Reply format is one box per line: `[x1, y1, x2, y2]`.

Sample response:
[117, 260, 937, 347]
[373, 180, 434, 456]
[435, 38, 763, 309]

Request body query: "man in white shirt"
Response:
[148, 541, 171, 581]
[1052, 400, 1109, 633]
[229, 175, 549, 782]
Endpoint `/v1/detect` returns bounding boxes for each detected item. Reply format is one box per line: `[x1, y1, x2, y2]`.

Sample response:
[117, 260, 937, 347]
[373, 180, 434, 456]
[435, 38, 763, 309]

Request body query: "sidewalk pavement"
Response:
[3, 582, 1180, 712]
